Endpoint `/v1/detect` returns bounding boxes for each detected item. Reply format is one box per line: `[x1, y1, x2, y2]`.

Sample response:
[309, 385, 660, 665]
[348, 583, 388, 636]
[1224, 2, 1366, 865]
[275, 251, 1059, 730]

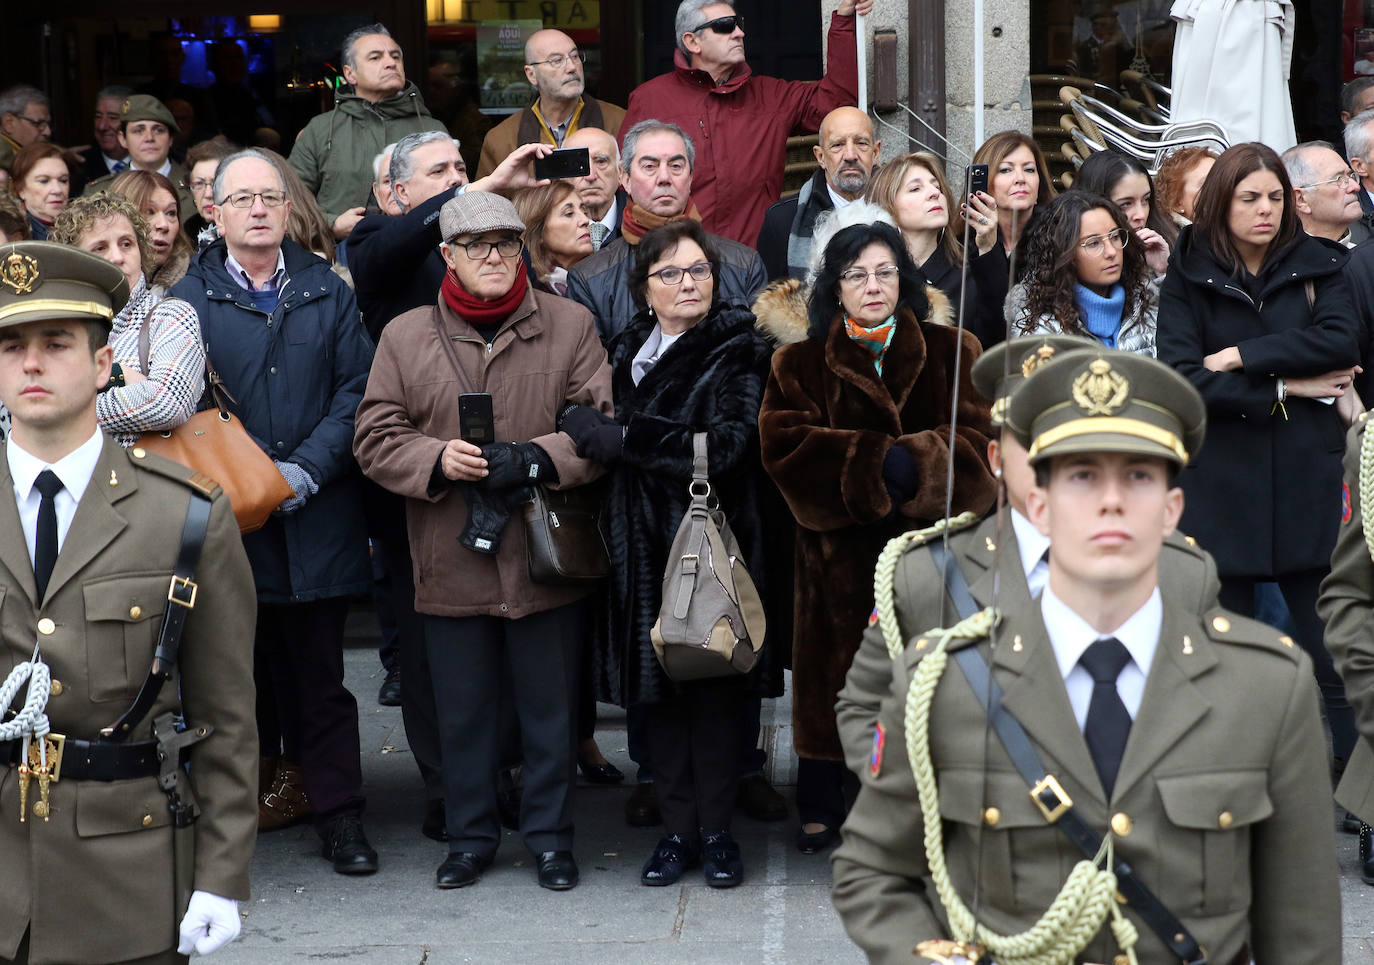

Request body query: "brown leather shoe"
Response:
[259, 761, 313, 831]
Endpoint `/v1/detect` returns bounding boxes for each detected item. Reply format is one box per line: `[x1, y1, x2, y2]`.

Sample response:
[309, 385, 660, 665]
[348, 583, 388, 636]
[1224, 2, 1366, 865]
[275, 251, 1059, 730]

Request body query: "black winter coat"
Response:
[348, 187, 451, 341]
[173, 238, 374, 602]
[1157, 227, 1359, 578]
[592, 302, 779, 706]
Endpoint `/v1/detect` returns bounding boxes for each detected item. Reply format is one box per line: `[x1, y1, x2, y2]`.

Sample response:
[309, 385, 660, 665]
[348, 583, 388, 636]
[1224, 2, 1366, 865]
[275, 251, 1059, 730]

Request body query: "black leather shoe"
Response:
[377, 665, 402, 706]
[422, 798, 449, 842]
[436, 851, 492, 889]
[624, 782, 661, 826]
[736, 774, 787, 821]
[796, 825, 840, 854]
[701, 830, 743, 888]
[579, 758, 625, 785]
[640, 834, 700, 886]
[536, 850, 579, 890]
[320, 816, 379, 875]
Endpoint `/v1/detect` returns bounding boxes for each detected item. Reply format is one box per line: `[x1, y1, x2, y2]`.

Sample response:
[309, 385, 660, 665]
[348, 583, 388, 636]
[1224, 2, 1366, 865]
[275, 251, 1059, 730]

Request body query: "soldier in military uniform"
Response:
[1318, 412, 1374, 884]
[82, 95, 194, 223]
[832, 349, 1340, 964]
[835, 337, 1221, 775]
[0, 242, 257, 964]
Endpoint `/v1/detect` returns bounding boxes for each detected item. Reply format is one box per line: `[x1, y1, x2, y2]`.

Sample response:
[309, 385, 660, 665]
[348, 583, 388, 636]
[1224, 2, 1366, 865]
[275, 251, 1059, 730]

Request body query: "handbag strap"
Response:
[692, 431, 709, 485]
[668, 433, 713, 621]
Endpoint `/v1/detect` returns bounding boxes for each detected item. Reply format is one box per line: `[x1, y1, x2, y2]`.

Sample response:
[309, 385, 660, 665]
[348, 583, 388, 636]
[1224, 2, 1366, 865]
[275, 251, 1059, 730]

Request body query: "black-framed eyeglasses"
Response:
[1079, 228, 1130, 254]
[527, 50, 586, 70]
[648, 262, 713, 285]
[218, 190, 287, 208]
[16, 115, 51, 131]
[693, 14, 743, 34]
[454, 237, 524, 260]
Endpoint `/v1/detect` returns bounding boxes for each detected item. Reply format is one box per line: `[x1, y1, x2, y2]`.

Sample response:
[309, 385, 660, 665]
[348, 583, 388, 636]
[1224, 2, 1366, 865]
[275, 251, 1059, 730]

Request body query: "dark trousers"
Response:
[628, 694, 767, 783]
[254, 598, 365, 828]
[644, 682, 745, 835]
[371, 546, 400, 674]
[796, 757, 860, 829]
[1220, 570, 1358, 762]
[374, 532, 443, 800]
[426, 601, 583, 857]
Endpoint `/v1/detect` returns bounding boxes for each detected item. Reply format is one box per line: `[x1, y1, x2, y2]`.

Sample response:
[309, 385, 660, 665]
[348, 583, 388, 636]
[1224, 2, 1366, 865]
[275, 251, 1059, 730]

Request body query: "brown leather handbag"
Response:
[522, 484, 610, 584]
[134, 323, 292, 533]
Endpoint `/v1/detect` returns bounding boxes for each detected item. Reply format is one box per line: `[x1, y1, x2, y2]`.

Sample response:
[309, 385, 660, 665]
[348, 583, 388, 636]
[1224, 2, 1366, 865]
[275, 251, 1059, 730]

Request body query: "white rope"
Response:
[0, 642, 52, 743]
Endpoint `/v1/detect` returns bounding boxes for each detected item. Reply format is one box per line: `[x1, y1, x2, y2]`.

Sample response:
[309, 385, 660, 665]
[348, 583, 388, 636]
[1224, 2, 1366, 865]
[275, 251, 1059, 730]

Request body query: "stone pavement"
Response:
[216, 614, 1374, 964]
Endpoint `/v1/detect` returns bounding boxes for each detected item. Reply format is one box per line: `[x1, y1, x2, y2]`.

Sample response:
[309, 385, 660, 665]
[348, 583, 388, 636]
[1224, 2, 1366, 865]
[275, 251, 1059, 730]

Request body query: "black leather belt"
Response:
[3, 737, 161, 781]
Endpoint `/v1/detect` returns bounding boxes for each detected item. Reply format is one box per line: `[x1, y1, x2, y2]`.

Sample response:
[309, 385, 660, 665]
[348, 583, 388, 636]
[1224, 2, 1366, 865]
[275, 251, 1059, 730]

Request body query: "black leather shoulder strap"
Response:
[101, 492, 213, 743]
[951, 646, 1207, 965]
[928, 540, 979, 622]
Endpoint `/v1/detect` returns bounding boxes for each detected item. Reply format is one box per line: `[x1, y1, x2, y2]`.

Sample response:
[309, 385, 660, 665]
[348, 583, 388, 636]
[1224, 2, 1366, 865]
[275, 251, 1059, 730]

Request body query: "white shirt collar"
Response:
[225, 248, 287, 292]
[1041, 582, 1161, 684]
[595, 197, 619, 232]
[826, 183, 855, 211]
[7, 428, 105, 564]
[102, 152, 128, 172]
[1009, 508, 1050, 584]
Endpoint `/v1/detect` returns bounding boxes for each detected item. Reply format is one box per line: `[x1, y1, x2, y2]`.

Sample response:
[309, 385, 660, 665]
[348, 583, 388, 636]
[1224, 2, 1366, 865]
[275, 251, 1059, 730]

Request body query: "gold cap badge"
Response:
[1071, 358, 1130, 416]
[1021, 343, 1058, 378]
[0, 252, 40, 295]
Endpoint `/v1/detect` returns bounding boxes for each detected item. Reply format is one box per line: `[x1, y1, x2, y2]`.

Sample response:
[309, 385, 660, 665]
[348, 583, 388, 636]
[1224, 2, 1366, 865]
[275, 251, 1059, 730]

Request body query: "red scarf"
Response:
[440, 260, 529, 325]
[620, 201, 704, 245]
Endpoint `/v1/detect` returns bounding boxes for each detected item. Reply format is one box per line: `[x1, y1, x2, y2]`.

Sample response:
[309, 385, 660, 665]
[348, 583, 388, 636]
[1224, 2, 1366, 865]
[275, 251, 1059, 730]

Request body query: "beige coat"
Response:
[831, 593, 1339, 965]
[474, 96, 626, 180]
[353, 287, 612, 619]
[0, 439, 257, 965]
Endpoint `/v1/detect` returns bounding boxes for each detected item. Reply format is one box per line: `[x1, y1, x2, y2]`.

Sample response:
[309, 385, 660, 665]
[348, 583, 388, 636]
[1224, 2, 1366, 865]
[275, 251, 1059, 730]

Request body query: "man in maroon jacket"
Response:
[621, 0, 871, 246]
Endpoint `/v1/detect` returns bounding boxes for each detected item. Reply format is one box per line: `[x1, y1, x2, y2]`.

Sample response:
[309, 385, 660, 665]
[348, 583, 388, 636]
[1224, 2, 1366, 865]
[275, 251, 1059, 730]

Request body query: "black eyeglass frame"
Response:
[691, 14, 744, 34]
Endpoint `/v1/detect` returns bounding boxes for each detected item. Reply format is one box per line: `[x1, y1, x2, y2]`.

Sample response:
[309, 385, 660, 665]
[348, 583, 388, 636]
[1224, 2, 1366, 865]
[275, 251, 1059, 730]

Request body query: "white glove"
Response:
[177, 891, 241, 956]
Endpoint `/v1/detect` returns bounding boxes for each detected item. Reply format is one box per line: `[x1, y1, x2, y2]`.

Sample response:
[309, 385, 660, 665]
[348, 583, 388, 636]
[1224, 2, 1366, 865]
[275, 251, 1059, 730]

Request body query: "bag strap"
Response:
[666, 433, 714, 621]
[951, 646, 1207, 965]
[927, 541, 979, 622]
[692, 431, 709, 484]
[434, 308, 478, 395]
[100, 492, 213, 743]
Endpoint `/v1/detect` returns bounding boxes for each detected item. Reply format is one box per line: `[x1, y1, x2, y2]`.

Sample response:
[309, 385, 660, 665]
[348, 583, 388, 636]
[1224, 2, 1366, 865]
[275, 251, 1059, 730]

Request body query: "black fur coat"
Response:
[592, 301, 782, 706]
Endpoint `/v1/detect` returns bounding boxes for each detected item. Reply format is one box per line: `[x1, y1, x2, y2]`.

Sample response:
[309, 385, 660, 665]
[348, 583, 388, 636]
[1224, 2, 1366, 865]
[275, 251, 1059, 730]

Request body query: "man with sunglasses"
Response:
[621, 0, 872, 247]
[475, 28, 627, 180]
[0, 85, 51, 176]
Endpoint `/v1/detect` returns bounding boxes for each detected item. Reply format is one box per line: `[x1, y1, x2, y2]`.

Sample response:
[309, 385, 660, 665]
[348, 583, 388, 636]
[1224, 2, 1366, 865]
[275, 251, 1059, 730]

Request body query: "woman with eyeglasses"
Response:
[1007, 190, 1159, 356]
[1073, 150, 1175, 271]
[567, 219, 775, 888]
[1157, 141, 1361, 778]
[108, 169, 195, 296]
[183, 139, 238, 246]
[355, 191, 614, 893]
[755, 211, 996, 855]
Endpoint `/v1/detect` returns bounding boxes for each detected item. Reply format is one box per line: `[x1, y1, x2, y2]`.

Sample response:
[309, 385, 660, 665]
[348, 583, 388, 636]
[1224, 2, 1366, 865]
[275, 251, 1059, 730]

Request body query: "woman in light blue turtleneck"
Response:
[1004, 190, 1159, 356]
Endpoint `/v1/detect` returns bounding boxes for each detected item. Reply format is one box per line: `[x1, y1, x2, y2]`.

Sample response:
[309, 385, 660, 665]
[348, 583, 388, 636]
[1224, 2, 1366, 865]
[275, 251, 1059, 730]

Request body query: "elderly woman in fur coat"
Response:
[755, 211, 997, 852]
[563, 219, 777, 889]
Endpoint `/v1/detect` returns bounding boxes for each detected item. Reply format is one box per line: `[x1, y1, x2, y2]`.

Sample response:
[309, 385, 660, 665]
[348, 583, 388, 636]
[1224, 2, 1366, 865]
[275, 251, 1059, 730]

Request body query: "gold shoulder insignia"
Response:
[186, 471, 221, 496]
[1201, 609, 1302, 660]
[128, 449, 224, 497]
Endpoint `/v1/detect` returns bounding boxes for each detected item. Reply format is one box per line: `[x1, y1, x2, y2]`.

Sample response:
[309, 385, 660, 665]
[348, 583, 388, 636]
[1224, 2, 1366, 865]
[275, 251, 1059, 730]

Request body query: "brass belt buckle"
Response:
[1030, 773, 1073, 823]
[25, 734, 63, 822]
[914, 940, 988, 963]
[168, 575, 198, 608]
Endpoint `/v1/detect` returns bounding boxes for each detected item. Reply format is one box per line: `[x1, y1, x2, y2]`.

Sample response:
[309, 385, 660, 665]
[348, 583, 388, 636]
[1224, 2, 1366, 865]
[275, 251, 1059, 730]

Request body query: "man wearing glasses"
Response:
[1282, 141, 1363, 248]
[475, 29, 627, 180]
[621, 0, 872, 247]
[0, 85, 51, 176]
[172, 149, 381, 879]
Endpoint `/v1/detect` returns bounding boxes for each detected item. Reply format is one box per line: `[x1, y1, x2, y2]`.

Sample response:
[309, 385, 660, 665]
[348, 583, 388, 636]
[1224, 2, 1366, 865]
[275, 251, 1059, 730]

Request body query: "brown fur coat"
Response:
[754, 279, 997, 760]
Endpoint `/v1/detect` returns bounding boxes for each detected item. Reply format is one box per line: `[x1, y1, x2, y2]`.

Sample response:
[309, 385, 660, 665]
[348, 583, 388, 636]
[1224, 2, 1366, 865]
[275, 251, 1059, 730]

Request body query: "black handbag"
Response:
[522, 484, 610, 584]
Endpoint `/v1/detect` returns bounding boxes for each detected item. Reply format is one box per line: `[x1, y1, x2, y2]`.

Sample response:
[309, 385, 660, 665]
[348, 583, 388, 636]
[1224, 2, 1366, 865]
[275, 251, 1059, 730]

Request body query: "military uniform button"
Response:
[1211, 616, 1231, 633]
[131, 447, 146, 459]
[142, 814, 154, 827]
[49, 680, 62, 696]
[1218, 810, 1234, 829]
[982, 807, 1000, 826]
[129, 605, 142, 620]
[1278, 635, 1294, 648]
[915, 637, 928, 650]
[1110, 812, 1132, 836]
[37, 618, 55, 635]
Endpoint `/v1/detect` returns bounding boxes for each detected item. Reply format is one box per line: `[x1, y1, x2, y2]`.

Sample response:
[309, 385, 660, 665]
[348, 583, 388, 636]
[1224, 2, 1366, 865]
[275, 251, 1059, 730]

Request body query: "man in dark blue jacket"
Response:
[173, 149, 379, 875]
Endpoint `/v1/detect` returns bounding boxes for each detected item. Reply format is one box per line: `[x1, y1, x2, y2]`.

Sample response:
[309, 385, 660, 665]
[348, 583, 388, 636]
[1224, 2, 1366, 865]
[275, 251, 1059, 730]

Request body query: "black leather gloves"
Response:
[881, 444, 919, 509]
[478, 442, 551, 490]
[579, 424, 625, 463]
[558, 403, 611, 444]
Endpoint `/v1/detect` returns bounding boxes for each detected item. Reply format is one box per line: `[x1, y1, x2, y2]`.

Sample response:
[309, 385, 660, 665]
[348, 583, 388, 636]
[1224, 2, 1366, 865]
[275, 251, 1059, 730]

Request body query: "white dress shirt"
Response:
[1040, 583, 1161, 729]
[826, 184, 856, 211]
[1010, 508, 1051, 598]
[7, 428, 104, 567]
[593, 197, 619, 240]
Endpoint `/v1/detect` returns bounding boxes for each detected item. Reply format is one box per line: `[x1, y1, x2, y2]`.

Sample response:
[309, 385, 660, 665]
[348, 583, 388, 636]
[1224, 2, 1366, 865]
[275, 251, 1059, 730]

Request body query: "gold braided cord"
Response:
[901, 609, 1137, 965]
[1360, 421, 1374, 565]
[872, 512, 981, 660]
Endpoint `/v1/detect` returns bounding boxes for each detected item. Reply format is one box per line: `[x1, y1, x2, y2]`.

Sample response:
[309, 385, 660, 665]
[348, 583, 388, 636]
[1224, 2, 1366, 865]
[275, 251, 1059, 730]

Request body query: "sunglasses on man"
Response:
[693, 14, 744, 34]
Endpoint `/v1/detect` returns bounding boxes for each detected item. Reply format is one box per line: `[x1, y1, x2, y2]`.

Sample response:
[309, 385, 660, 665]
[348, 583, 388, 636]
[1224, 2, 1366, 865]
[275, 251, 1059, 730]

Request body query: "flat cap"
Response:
[0, 241, 129, 330]
[1007, 348, 1206, 466]
[971, 335, 1098, 426]
[439, 190, 524, 243]
[120, 94, 178, 133]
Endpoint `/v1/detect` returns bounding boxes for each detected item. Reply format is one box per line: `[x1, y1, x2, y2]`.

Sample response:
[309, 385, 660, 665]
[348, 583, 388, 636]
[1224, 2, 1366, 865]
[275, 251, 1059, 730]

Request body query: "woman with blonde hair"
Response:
[513, 181, 593, 295]
[865, 151, 975, 307]
[109, 168, 195, 295]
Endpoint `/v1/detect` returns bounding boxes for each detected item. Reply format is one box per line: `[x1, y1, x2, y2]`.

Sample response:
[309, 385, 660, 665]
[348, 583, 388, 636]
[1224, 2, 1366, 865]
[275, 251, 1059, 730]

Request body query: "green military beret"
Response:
[1006, 348, 1206, 467]
[120, 93, 179, 133]
[970, 335, 1097, 426]
[0, 241, 129, 330]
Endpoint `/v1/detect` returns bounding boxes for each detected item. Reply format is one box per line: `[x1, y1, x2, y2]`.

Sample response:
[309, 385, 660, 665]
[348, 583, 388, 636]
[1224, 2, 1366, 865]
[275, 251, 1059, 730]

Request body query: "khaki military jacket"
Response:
[835, 513, 1221, 775]
[0, 438, 257, 965]
[1319, 417, 1374, 820]
[831, 594, 1339, 965]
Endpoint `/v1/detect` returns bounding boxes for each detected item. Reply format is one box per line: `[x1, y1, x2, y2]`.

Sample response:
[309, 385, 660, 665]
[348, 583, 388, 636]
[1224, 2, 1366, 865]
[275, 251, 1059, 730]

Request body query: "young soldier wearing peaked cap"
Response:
[832, 349, 1339, 965]
[0, 242, 257, 964]
[834, 338, 1220, 778]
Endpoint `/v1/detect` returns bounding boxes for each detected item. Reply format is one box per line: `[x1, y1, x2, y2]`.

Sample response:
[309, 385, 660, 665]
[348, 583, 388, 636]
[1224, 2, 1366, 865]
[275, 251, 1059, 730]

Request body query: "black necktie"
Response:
[1079, 636, 1133, 798]
[33, 469, 62, 602]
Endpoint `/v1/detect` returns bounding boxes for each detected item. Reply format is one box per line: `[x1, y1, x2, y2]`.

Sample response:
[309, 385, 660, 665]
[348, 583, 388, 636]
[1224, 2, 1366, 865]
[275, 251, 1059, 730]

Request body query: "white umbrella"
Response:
[1169, 0, 1296, 151]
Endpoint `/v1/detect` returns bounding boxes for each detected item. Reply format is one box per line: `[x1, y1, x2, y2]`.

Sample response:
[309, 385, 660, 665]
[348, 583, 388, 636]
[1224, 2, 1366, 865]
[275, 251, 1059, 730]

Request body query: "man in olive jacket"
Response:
[289, 24, 448, 241]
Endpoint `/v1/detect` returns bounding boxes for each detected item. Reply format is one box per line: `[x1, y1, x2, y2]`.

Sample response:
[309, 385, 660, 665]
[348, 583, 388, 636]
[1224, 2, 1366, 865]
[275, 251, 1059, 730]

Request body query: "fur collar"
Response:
[752, 277, 955, 348]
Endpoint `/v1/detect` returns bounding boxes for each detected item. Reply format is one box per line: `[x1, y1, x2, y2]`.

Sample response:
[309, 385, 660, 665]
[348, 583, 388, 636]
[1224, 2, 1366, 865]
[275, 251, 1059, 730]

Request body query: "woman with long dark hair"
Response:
[1158, 141, 1361, 772]
[1008, 190, 1158, 355]
[1073, 150, 1174, 272]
